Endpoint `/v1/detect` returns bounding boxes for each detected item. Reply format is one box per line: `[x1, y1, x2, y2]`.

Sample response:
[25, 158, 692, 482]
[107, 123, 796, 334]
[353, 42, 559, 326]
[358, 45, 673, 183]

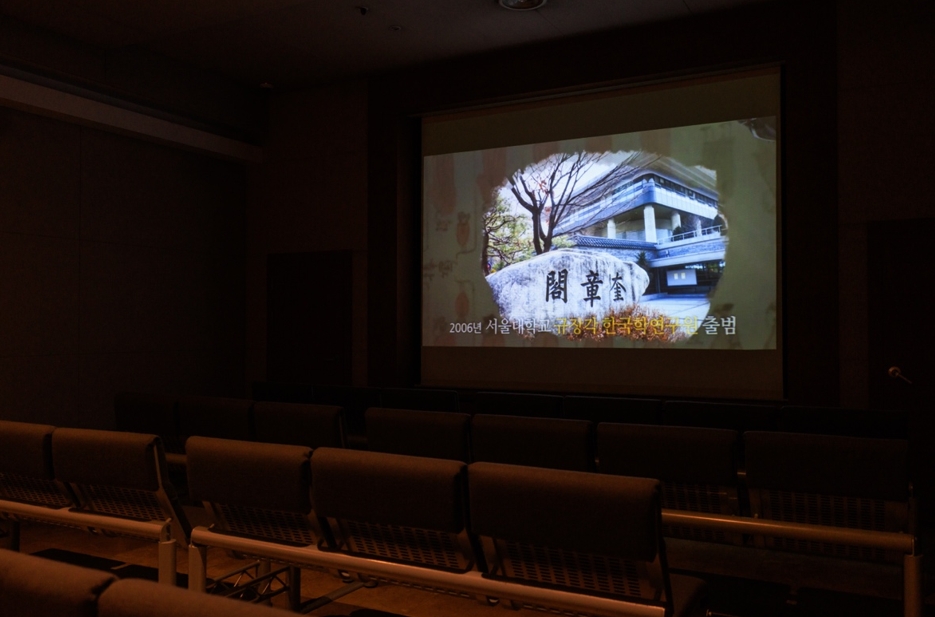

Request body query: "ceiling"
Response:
[0, 0, 769, 88]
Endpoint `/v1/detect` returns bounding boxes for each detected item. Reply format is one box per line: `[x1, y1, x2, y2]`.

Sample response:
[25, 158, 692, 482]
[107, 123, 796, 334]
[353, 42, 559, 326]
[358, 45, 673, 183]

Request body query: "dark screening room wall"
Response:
[0, 106, 246, 429]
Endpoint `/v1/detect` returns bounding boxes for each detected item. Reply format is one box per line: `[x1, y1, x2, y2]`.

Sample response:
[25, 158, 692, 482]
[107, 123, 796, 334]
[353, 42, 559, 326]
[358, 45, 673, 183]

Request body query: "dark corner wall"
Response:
[0, 107, 247, 429]
[0, 18, 254, 429]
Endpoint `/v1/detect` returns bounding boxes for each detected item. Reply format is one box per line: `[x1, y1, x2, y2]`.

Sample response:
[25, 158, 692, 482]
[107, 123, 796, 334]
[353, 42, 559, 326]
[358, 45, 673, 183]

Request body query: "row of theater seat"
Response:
[184, 431, 922, 615]
[0, 420, 192, 584]
[118, 388, 910, 461]
[0, 417, 919, 616]
[366, 410, 913, 559]
[0, 548, 290, 617]
[186, 437, 708, 617]
[111, 390, 915, 554]
[115, 389, 910, 463]
[0, 418, 708, 616]
[113, 392, 912, 554]
[251, 382, 911, 438]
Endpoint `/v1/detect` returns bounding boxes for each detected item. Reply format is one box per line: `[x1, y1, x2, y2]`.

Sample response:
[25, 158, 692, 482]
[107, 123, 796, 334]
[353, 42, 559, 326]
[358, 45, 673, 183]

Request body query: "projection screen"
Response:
[421, 69, 782, 399]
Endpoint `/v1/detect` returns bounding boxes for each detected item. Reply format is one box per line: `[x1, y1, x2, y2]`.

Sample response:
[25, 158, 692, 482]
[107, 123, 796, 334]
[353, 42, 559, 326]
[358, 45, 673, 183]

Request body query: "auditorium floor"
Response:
[14, 519, 934, 617]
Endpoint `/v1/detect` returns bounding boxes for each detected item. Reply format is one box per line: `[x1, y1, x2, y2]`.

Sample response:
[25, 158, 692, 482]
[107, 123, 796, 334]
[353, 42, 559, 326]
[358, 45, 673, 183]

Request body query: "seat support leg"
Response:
[904, 552, 923, 617]
[189, 544, 208, 592]
[158, 538, 177, 586]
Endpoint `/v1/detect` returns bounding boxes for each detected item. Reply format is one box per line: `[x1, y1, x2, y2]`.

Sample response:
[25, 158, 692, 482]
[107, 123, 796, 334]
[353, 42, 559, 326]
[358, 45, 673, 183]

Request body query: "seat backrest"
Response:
[186, 436, 317, 546]
[379, 388, 460, 412]
[98, 576, 293, 617]
[177, 396, 254, 444]
[52, 428, 191, 543]
[472, 391, 563, 418]
[0, 548, 117, 617]
[468, 462, 671, 612]
[471, 414, 594, 471]
[563, 395, 661, 424]
[311, 447, 473, 572]
[778, 405, 908, 439]
[745, 431, 910, 561]
[253, 401, 344, 448]
[660, 400, 777, 432]
[366, 407, 471, 462]
[598, 423, 741, 544]
[0, 420, 72, 508]
[114, 392, 183, 454]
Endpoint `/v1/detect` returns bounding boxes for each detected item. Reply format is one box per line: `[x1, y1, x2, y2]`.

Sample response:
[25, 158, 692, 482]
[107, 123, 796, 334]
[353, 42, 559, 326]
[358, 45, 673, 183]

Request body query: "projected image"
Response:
[423, 118, 778, 351]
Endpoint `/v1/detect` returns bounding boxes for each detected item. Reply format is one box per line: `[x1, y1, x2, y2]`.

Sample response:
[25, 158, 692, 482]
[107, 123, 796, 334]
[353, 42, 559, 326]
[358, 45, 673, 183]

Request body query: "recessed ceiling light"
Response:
[499, 0, 547, 11]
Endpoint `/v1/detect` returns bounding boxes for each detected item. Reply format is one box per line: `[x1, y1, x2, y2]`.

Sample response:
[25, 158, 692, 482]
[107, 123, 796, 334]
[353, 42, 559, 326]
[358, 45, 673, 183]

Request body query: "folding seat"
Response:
[469, 462, 707, 617]
[660, 400, 777, 432]
[597, 423, 741, 544]
[471, 414, 594, 471]
[563, 395, 661, 424]
[379, 387, 460, 412]
[311, 447, 474, 573]
[744, 431, 911, 562]
[177, 395, 255, 444]
[187, 436, 317, 547]
[0, 548, 116, 617]
[253, 401, 344, 448]
[0, 420, 72, 513]
[0, 420, 73, 551]
[365, 407, 471, 462]
[186, 436, 317, 608]
[471, 391, 563, 418]
[777, 405, 908, 439]
[51, 428, 192, 583]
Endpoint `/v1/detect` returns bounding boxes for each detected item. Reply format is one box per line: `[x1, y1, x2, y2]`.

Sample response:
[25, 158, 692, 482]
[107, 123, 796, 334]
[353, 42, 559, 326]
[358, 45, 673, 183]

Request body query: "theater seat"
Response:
[312, 447, 474, 572]
[252, 401, 344, 448]
[597, 423, 741, 544]
[471, 414, 594, 471]
[469, 462, 706, 617]
[0, 548, 116, 617]
[177, 396, 255, 444]
[379, 387, 460, 412]
[52, 428, 191, 547]
[0, 420, 73, 511]
[472, 391, 563, 417]
[366, 407, 471, 462]
[186, 436, 317, 546]
[745, 431, 910, 562]
[563, 395, 661, 424]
